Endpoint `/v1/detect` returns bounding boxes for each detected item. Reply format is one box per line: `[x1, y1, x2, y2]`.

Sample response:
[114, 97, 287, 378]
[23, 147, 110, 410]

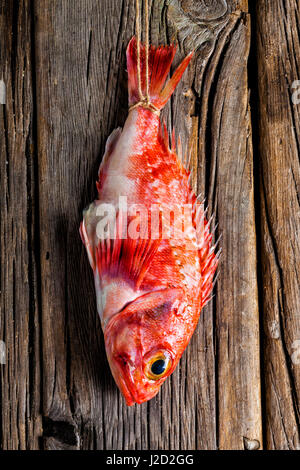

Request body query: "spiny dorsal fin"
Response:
[193, 203, 219, 307]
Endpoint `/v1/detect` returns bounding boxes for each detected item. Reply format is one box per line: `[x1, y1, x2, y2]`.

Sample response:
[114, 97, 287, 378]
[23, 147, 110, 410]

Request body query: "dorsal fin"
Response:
[193, 203, 219, 307]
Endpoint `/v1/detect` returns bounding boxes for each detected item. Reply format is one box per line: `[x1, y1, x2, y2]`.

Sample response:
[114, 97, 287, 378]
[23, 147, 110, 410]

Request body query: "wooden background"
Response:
[1, 0, 299, 450]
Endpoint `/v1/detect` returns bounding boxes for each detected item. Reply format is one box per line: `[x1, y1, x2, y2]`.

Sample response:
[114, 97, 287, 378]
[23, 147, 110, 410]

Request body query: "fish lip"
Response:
[112, 363, 143, 406]
[122, 376, 159, 406]
[117, 372, 136, 406]
[108, 356, 160, 406]
[107, 354, 136, 405]
[114, 362, 143, 405]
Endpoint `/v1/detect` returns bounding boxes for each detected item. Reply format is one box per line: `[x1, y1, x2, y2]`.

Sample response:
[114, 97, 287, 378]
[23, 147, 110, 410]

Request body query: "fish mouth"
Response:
[121, 380, 159, 406]
[104, 288, 183, 405]
[107, 354, 159, 406]
[114, 369, 136, 406]
[106, 351, 136, 405]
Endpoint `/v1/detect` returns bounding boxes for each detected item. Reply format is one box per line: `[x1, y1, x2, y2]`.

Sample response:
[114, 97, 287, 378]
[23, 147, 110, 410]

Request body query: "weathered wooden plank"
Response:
[213, 12, 262, 449]
[0, 0, 42, 450]
[256, 0, 300, 450]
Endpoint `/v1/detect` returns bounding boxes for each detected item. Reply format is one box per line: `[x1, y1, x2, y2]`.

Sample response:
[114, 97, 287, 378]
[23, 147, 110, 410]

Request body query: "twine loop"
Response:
[131, 0, 160, 116]
[129, 101, 160, 116]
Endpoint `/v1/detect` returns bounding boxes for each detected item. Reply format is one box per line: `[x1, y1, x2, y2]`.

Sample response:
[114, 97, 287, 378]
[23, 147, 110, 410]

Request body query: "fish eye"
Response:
[144, 351, 172, 380]
[151, 359, 166, 375]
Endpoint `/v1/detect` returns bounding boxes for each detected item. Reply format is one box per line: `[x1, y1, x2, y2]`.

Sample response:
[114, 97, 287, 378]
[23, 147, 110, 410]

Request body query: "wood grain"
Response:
[0, 0, 42, 450]
[256, 0, 300, 450]
[0, 0, 298, 450]
[210, 5, 262, 449]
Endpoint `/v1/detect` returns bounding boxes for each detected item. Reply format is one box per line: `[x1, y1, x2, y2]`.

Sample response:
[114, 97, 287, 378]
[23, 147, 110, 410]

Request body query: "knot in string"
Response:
[129, 100, 160, 116]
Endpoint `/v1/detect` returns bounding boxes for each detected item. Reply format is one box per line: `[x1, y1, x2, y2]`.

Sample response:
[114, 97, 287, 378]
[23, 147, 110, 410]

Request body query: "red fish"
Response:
[80, 37, 218, 405]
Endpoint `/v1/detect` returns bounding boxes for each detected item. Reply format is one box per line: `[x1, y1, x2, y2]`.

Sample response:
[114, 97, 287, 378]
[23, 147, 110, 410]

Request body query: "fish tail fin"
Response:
[127, 36, 193, 112]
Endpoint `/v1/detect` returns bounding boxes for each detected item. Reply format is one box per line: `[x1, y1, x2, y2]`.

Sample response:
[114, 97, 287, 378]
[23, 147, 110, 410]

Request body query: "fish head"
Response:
[104, 287, 189, 405]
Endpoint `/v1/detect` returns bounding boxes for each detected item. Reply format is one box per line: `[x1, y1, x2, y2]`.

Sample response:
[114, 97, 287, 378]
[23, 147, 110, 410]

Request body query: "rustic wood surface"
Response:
[256, 0, 300, 450]
[0, 0, 299, 450]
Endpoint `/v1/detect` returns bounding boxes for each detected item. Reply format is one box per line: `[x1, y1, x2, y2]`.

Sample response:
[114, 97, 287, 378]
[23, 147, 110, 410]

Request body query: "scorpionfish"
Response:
[80, 37, 218, 405]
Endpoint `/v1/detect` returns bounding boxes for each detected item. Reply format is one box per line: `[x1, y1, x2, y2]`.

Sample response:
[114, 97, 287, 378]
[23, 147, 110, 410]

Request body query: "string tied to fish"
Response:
[129, 0, 161, 116]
